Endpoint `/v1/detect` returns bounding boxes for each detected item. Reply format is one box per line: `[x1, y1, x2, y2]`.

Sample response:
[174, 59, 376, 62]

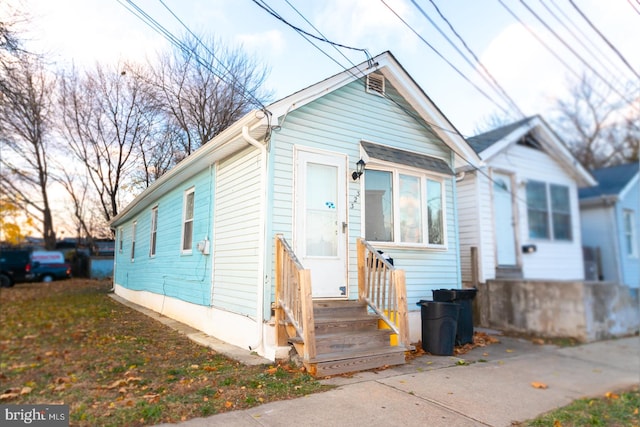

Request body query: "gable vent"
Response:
[366, 73, 385, 96]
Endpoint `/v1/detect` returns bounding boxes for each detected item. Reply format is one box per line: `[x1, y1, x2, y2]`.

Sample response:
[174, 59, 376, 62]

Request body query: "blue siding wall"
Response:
[268, 78, 459, 307]
[114, 168, 214, 306]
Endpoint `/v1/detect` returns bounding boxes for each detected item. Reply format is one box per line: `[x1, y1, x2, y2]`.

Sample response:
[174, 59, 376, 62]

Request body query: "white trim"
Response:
[149, 205, 158, 258]
[619, 173, 640, 200]
[130, 221, 137, 262]
[181, 187, 195, 255]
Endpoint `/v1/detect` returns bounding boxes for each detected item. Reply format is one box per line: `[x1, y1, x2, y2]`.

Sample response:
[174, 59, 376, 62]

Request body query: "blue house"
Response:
[579, 162, 639, 288]
[110, 52, 480, 375]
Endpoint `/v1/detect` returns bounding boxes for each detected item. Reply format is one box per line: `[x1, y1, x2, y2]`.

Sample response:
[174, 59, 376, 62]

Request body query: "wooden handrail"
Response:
[274, 235, 316, 361]
[357, 238, 409, 348]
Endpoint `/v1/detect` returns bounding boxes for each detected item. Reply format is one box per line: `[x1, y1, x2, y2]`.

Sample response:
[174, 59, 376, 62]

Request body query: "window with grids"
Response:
[364, 168, 444, 246]
[131, 221, 137, 261]
[182, 189, 195, 252]
[526, 181, 572, 241]
[624, 210, 638, 257]
[150, 206, 158, 257]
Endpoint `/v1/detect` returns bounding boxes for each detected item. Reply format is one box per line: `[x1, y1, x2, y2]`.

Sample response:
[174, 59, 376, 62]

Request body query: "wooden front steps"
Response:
[289, 300, 406, 377]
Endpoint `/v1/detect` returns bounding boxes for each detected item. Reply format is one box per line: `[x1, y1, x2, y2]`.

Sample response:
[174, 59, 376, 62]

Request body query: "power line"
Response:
[380, 0, 514, 119]
[517, 0, 635, 105]
[424, 0, 526, 117]
[116, 0, 267, 110]
[567, 0, 640, 81]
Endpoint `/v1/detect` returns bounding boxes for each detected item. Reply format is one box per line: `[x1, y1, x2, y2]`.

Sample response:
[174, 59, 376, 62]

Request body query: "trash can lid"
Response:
[433, 288, 477, 300]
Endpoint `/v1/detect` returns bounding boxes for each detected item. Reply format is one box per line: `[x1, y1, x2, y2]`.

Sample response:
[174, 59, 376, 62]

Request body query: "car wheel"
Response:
[0, 274, 13, 288]
[42, 275, 54, 283]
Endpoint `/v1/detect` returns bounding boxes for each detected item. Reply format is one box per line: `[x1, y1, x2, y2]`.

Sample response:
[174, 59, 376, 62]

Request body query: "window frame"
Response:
[364, 164, 447, 248]
[150, 206, 158, 257]
[181, 188, 195, 254]
[131, 221, 137, 262]
[623, 209, 638, 258]
[118, 227, 123, 254]
[526, 180, 573, 242]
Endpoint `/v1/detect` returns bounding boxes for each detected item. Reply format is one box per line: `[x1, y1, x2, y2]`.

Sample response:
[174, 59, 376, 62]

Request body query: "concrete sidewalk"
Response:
[153, 332, 640, 427]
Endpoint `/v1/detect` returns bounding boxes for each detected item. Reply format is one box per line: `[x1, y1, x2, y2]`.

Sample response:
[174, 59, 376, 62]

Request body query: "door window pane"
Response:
[365, 170, 393, 242]
[306, 163, 338, 256]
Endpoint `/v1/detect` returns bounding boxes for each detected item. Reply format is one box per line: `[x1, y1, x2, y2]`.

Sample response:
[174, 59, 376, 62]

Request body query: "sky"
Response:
[5, 0, 639, 136]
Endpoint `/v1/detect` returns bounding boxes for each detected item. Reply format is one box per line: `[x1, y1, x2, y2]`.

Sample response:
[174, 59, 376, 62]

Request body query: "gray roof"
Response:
[467, 117, 536, 154]
[361, 141, 453, 175]
[579, 162, 639, 199]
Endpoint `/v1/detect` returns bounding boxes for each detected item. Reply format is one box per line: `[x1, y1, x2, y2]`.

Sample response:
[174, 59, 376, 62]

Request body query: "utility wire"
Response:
[568, 0, 640, 81]
[517, 0, 635, 106]
[156, 0, 268, 109]
[537, 0, 627, 85]
[424, 0, 526, 117]
[117, 0, 267, 110]
[380, 0, 513, 118]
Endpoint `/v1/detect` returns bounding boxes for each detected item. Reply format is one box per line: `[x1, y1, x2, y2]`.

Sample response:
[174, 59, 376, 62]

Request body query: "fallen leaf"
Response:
[506, 349, 514, 353]
[531, 382, 548, 389]
[224, 400, 233, 408]
[633, 408, 638, 415]
[265, 367, 278, 375]
[605, 391, 619, 399]
[20, 387, 32, 395]
[106, 379, 127, 390]
[553, 420, 563, 427]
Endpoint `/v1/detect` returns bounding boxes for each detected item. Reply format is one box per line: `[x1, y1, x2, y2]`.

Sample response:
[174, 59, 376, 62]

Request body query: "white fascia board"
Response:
[376, 58, 482, 169]
[110, 111, 267, 227]
[619, 172, 639, 200]
[531, 117, 597, 187]
[479, 123, 531, 162]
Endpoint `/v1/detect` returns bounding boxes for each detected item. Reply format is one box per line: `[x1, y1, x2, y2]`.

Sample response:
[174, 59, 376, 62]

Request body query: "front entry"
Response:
[295, 149, 347, 298]
[492, 172, 518, 266]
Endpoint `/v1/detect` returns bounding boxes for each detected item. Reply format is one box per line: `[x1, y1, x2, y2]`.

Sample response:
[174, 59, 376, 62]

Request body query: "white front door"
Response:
[493, 172, 518, 266]
[295, 149, 347, 298]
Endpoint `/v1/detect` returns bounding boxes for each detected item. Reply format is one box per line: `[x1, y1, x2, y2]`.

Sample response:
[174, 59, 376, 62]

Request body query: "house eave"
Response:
[110, 111, 268, 228]
[579, 195, 619, 208]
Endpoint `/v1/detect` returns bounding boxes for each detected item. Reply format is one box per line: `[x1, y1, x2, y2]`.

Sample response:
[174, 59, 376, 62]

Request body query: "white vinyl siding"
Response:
[212, 146, 262, 317]
[490, 143, 584, 280]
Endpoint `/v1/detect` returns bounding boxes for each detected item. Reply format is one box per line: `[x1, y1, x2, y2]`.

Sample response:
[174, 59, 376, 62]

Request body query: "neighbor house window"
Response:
[150, 206, 158, 257]
[624, 210, 637, 257]
[118, 228, 123, 253]
[131, 221, 137, 262]
[365, 168, 445, 246]
[526, 181, 572, 241]
[182, 188, 195, 252]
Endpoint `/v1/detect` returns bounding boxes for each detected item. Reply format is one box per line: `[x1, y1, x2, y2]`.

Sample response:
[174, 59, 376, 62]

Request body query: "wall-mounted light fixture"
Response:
[352, 159, 366, 180]
[522, 244, 537, 254]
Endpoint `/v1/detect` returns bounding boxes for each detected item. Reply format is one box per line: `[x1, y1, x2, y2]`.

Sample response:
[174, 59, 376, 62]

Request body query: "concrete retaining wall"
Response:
[477, 280, 639, 342]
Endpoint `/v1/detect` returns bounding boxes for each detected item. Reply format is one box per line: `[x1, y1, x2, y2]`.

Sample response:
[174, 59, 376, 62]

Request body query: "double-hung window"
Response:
[118, 227, 123, 254]
[182, 188, 195, 253]
[623, 210, 638, 257]
[150, 206, 158, 257]
[131, 221, 137, 262]
[365, 168, 445, 246]
[526, 180, 572, 241]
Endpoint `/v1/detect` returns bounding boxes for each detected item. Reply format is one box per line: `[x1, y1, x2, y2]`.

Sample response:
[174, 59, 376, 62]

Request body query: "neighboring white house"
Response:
[579, 162, 640, 288]
[457, 116, 596, 284]
[109, 52, 481, 362]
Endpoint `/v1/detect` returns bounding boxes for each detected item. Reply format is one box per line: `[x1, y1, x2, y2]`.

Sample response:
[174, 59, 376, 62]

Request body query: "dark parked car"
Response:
[0, 249, 36, 287]
[31, 251, 72, 282]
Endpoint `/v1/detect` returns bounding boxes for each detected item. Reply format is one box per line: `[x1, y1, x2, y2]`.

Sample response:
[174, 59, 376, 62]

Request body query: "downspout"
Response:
[242, 125, 267, 354]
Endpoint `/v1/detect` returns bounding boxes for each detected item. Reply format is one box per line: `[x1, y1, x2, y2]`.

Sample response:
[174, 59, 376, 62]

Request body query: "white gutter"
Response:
[242, 125, 268, 354]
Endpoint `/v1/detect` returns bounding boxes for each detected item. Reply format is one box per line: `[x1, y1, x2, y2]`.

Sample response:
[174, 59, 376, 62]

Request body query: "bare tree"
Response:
[0, 53, 57, 249]
[58, 62, 161, 224]
[549, 74, 639, 169]
[148, 34, 272, 156]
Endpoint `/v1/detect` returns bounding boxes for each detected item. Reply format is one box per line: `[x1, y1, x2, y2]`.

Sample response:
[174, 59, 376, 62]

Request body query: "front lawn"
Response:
[0, 279, 328, 426]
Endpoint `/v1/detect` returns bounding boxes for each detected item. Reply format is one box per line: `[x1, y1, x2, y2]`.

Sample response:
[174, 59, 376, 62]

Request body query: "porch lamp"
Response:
[352, 159, 366, 180]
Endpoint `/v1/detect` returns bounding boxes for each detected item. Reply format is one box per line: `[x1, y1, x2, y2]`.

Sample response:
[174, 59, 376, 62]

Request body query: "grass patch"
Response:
[0, 279, 329, 426]
[524, 387, 639, 427]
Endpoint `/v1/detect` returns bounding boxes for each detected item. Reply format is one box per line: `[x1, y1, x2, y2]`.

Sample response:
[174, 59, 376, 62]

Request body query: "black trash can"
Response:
[417, 300, 459, 356]
[432, 288, 477, 345]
